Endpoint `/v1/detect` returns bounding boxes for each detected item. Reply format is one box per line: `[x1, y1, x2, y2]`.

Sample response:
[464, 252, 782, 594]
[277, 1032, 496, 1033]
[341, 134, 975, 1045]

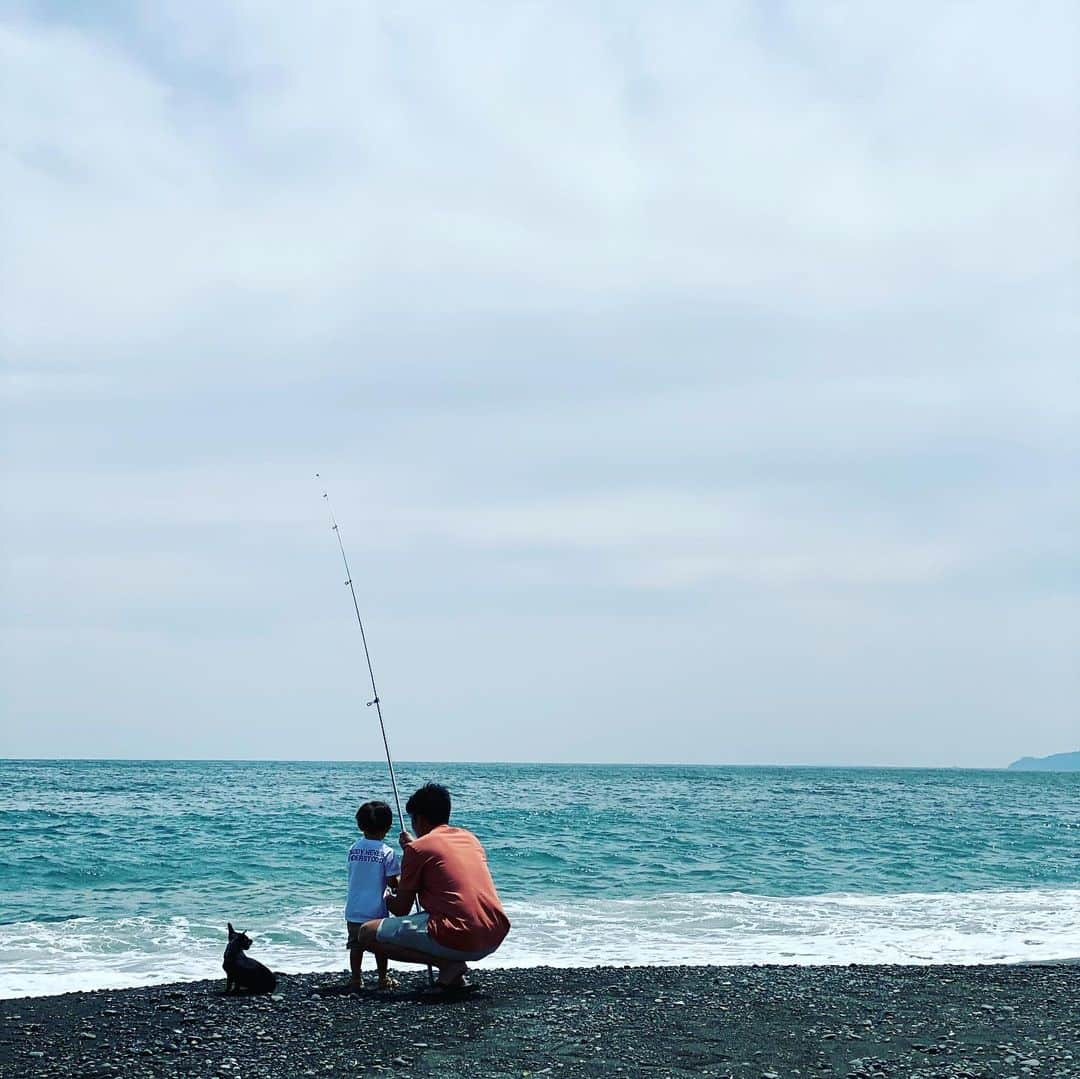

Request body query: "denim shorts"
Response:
[375, 912, 493, 962]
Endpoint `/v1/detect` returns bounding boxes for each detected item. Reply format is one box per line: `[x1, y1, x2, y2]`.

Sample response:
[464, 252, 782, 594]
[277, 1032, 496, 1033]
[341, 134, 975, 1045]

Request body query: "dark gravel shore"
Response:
[1, 963, 1077, 1078]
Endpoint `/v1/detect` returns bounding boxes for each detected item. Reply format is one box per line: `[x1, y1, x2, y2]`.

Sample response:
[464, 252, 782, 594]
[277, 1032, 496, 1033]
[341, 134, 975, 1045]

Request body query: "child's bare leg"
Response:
[376, 952, 398, 989]
[349, 946, 364, 986]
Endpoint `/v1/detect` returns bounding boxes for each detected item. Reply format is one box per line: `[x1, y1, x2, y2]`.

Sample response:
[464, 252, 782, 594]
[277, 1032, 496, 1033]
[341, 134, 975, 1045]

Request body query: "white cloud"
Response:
[1, 2, 1077, 763]
[4, 3, 1077, 369]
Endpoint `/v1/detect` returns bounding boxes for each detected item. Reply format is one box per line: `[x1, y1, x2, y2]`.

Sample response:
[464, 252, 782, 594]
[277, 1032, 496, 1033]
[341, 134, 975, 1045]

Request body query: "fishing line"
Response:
[316, 474, 407, 833]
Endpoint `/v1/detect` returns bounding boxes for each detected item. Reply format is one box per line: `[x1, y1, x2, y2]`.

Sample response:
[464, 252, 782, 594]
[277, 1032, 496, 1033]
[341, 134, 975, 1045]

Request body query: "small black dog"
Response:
[223, 922, 277, 994]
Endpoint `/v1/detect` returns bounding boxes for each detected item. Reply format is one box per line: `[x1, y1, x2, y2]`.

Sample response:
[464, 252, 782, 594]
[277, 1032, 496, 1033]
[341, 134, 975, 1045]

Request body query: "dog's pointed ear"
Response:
[227, 922, 235, 936]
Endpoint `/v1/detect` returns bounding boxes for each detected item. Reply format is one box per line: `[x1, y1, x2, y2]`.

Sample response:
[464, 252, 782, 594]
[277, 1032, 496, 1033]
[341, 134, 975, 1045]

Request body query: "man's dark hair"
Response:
[405, 783, 451, 826]
[356, 800, 393, 834]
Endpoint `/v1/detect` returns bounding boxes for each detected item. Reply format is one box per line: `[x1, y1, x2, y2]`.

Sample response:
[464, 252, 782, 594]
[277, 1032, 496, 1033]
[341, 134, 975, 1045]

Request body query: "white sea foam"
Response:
[1, 888, 1079, 999]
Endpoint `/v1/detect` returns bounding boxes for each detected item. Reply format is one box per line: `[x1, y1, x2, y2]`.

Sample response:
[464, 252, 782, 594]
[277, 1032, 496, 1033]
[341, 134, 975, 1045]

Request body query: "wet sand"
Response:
[1, 963, 1077, 1078]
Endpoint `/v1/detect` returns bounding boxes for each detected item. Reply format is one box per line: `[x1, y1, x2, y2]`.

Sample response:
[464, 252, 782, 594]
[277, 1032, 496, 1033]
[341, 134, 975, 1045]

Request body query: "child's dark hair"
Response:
[405, 783, 452, 826]
[356, 800, 393, 834]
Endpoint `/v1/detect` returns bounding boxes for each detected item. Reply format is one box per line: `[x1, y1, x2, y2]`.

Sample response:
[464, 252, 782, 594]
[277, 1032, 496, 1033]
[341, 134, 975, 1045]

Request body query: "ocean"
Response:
[1, 760, 1078, 999]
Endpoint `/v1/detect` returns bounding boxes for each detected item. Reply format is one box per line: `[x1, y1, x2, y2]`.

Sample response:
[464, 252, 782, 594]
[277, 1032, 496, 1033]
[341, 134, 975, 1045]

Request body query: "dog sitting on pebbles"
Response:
[223, 922, 277, 994]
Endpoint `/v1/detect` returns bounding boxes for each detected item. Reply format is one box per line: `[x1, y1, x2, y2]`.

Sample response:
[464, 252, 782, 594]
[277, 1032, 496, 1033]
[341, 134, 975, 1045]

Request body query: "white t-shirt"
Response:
[345, 837, 401, 922]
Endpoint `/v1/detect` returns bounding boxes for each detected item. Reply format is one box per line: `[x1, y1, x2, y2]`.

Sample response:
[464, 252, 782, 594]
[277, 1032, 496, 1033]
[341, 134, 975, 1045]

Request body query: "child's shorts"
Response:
[346, 915, 386, 950]
[375, 912, 494, 962]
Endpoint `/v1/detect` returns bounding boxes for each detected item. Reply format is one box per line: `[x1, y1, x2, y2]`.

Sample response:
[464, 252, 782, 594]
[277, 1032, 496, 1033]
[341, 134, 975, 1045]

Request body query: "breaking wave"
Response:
[2, 887, 1078, 999]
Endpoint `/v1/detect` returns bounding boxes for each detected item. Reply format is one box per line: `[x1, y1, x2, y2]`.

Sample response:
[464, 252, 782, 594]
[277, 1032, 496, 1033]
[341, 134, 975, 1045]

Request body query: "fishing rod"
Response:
[316, 481, 434, 987]
[316, 474, 406, 834]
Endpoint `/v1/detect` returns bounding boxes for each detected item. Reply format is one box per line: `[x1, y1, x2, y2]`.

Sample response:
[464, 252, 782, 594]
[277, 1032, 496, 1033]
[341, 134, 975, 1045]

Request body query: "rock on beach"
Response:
[1, 963, 1077, 1078]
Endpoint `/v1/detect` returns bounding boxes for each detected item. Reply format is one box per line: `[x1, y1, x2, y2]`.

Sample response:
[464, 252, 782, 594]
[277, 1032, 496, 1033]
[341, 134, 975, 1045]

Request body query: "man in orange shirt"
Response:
[355, 782, 510, 991]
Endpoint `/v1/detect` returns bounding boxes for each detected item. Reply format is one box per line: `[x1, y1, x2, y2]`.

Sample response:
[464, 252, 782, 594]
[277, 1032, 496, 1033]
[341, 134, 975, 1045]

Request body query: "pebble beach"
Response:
[2, 963, 1077, 1078]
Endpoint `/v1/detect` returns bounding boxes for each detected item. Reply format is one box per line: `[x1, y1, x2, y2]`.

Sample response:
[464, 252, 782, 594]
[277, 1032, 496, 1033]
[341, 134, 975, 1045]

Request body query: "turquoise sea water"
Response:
[1, 760, 1078, 997]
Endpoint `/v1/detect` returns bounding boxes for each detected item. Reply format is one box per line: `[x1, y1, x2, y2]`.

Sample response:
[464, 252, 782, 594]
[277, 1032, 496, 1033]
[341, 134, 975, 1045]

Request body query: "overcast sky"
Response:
[2, 3, 1077, 766]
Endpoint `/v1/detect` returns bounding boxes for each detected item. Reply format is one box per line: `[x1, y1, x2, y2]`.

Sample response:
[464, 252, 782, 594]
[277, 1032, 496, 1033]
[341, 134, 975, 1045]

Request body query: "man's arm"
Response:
[385, 887, 415, 917]
[385, 841, 419, 916]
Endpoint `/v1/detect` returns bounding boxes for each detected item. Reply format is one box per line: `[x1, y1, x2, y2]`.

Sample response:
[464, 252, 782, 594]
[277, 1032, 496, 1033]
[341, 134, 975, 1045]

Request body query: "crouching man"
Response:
[356, 782, 510, 991]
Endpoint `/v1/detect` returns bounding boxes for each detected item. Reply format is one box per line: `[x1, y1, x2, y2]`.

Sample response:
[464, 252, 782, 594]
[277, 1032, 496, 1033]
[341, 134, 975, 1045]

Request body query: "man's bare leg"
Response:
[436, 960, 469, 987]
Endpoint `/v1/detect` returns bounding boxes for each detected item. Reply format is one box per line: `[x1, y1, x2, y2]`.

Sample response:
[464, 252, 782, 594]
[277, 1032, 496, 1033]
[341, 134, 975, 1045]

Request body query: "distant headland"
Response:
[1008, 750, 1080, 772]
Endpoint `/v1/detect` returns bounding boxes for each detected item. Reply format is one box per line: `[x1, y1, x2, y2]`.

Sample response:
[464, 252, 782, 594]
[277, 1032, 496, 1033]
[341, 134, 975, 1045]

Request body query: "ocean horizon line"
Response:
[0, 756, 1023, 771]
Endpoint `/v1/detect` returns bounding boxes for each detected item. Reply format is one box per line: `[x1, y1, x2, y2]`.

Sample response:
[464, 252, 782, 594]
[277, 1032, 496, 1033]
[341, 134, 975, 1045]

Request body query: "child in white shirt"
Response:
[345, 800, 401, 989]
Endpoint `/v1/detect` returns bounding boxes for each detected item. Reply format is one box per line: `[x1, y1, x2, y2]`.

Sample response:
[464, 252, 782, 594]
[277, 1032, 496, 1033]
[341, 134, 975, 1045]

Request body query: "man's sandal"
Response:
[419, 976, 477, 999]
